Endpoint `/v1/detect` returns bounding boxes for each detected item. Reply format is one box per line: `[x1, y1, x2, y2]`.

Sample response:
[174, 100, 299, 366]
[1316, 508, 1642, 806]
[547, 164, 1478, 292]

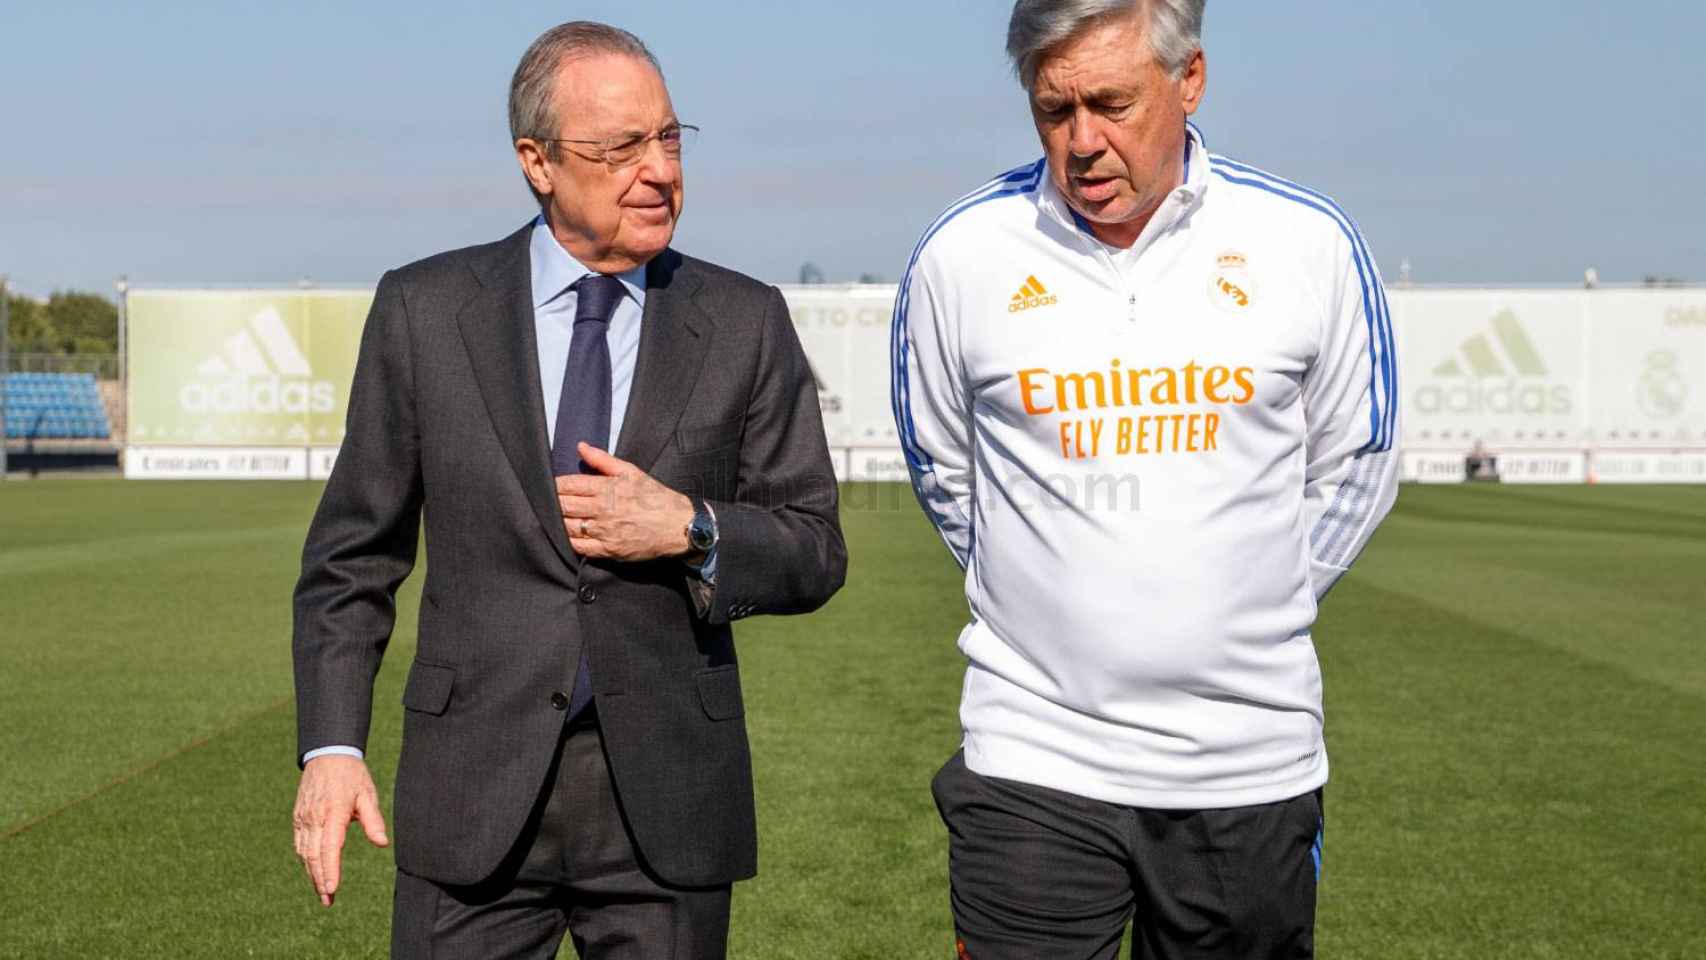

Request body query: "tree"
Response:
[4, 294, 45, 352]
[43, 292, 118, 354]
[3, 291, 118, 355]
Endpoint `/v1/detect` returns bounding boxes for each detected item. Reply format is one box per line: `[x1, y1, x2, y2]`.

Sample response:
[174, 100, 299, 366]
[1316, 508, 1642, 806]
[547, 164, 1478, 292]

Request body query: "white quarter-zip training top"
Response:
[893, 124, 1400, 809]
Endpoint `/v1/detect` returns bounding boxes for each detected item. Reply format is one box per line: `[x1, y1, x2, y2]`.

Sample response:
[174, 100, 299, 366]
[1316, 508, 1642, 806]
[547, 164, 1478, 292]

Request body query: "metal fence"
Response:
[5, 352, 121, 379]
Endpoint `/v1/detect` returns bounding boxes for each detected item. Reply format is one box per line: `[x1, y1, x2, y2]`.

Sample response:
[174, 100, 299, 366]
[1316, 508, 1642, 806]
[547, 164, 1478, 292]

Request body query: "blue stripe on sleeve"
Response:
[1209, 156, 1396, 453]
[1312, 447, 1391, 566]
[891, 159, 1045, 473]
[1209, 155, 1397, 569]
[1212, 156, 1396, 452]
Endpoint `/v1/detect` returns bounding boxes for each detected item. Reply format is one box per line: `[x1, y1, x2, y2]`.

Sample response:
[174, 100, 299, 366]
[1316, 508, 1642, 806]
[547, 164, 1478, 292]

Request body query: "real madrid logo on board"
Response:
[1208, 251, 1256, 313]
[1637, 349, 1686, 419]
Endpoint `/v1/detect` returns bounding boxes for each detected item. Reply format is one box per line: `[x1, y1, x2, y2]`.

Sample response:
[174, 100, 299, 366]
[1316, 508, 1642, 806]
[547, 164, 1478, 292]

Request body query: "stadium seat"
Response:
[2, 372, 113, 440]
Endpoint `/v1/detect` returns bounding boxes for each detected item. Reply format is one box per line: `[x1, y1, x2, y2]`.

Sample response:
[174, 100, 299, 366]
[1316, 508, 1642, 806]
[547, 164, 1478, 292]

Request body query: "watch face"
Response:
[689, 509, 715, 550]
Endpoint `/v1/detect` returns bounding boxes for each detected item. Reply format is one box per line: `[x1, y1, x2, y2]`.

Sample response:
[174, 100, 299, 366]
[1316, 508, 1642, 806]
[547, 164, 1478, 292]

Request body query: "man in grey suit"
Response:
[289, 21, 846, 959]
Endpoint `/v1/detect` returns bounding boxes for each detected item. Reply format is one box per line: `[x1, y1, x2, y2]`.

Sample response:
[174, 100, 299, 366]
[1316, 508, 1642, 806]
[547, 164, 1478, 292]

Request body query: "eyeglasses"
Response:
[542, 123, 699, 168]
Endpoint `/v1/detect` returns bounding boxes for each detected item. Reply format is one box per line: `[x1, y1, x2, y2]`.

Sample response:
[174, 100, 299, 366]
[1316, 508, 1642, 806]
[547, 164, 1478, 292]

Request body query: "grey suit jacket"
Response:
[292, 223, 846, 888]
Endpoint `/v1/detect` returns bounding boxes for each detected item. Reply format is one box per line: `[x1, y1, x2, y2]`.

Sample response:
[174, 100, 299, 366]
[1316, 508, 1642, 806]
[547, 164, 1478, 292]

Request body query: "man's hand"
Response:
[556, 443, 694, 562]
[293, 755, 389, 907]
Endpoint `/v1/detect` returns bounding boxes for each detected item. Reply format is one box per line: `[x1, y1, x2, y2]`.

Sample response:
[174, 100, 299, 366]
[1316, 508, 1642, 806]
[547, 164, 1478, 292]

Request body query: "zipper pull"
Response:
[1127, 294, 1137, 323]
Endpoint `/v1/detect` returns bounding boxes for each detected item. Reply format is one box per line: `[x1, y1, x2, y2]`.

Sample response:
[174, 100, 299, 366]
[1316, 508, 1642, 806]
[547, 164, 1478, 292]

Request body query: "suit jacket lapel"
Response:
[457, 224, 579, 573]
[614, 250, 710, 471]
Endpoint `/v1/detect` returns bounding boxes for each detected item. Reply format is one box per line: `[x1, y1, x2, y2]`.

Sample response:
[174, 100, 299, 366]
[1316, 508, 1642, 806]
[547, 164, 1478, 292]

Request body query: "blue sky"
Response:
[2, 1, 1701, 297]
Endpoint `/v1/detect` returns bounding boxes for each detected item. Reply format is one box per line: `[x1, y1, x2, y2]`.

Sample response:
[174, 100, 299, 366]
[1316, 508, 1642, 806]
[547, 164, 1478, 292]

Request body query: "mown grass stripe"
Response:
[0, 523, 306, 577]
[0, 695, 293, 842]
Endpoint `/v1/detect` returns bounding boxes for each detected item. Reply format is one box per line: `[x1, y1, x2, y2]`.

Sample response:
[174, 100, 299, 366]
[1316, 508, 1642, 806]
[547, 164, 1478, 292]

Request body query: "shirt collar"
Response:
[529, 215, 648, 309]
[1038, 122, 1211, 245]
[1177, 121, 1209, 206]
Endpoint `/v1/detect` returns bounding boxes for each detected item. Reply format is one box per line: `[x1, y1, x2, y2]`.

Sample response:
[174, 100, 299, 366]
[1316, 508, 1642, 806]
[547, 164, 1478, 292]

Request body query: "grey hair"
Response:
[1007, 0, 1205, 90]
[508, 21, 662, 204]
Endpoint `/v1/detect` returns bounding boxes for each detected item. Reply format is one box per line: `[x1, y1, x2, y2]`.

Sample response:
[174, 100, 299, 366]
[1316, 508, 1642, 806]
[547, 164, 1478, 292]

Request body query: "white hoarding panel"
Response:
[309, 446, 341, 480]
[1401, 451, 1468, 484]
[126, 289, 367, 448]
[1497, 451, 1588, 484]
[125, 446, 308, 479]
[1592, 452, 1706, 484]
[1391, 289, 1587, 450]
[779, 286, 899, 451]
[847, 447, 910, 483]
[1582, 290, 1706, 448]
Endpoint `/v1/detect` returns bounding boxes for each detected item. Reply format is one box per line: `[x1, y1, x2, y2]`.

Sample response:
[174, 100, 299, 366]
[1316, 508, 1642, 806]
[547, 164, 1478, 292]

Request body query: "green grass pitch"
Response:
[2, 480, 1703, 958]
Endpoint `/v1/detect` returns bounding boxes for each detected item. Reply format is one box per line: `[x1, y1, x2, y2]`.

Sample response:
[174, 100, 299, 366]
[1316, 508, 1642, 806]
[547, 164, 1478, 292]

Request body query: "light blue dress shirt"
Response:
[527, 217, 715, 589]
[529, 216, 646, 453]
[302, 218, 715, 766]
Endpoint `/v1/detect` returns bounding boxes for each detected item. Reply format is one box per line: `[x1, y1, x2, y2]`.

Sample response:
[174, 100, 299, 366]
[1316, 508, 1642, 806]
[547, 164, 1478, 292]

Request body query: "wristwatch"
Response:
[685, 498, 717, 556]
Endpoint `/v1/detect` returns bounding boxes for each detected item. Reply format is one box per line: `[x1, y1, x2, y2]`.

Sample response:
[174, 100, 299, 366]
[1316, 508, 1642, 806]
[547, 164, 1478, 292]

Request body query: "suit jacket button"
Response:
[550, 692, 569, 711]
[578, 585, 597, 604]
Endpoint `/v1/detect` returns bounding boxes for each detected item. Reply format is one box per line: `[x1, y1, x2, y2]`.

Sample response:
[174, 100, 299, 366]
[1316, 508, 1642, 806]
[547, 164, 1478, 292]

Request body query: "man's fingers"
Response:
[318, 807, 351, 902]
[306, 807, 336, 896]
[294, 803, 323, 887]
[555, 474, 610, 497]
[355, 789, 391, 848]
[303, 839, 325, 898]
[578, 442, 632, 477]
[568, 535, 611, 558]
[556, 494, 605, 519]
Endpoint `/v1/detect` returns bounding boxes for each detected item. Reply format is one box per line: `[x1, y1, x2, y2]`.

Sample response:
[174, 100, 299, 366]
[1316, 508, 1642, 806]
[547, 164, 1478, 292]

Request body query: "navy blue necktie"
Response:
[552, 273, 624, 718]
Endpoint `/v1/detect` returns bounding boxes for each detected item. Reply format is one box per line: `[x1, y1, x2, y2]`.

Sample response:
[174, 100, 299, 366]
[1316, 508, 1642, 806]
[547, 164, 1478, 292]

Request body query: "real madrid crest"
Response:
[1208, 251, 1257, 313]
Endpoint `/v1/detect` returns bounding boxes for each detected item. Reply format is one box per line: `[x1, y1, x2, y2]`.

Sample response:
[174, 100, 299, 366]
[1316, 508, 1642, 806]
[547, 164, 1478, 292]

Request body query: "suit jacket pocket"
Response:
[402, 660, 456, 716]
[695, 665, 745, 720]
[676, 416, 743, 455]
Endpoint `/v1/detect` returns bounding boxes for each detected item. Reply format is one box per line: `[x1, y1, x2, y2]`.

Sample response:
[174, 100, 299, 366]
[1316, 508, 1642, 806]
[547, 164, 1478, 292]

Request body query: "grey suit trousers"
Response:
[391, 711, 731, 960]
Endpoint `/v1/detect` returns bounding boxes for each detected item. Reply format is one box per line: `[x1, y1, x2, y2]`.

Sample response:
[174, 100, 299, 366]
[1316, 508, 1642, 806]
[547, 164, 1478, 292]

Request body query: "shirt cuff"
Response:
[303, 745, 365, 764]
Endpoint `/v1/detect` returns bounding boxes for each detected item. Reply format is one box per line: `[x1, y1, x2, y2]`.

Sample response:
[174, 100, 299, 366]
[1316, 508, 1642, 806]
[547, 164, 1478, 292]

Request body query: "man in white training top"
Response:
[892, 1, 1399, 956]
